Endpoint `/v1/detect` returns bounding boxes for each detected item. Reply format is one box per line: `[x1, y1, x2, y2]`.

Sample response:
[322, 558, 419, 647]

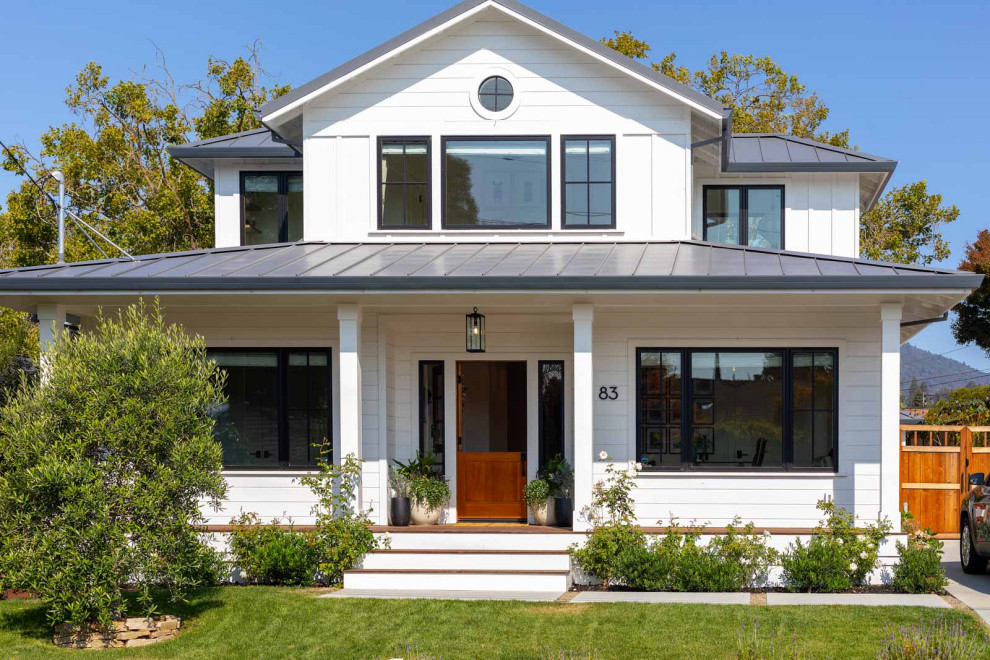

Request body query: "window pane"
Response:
[565, 183, 588, 226]
[380, 184, 405, 227]
[287, 350, 330, 467]
[444, 139, 548, 227]
[494, 93, 512, 112]
[405, 143, 429, 183]
[589, 183, 612, 226]
[588, 140, 612, 181]
[210, 351, 279, 467]
[419, 362, 445, 474]
[405, 184, 429, 227]
[747, 187, 783, 249]
[243, 175, 280, 245]
[539, 361, 564, 466]
[286, 175, 304, 241]
[813, 353, 835, 409]
[564, 140, 588, 183]
[638, 351, 682, 468]
[479, 78, 498, 95]
[792, 351, 835, 469]
[705, 188, 741, 245]
[690, 352, 783, 468]
[381, 144, 406, 183]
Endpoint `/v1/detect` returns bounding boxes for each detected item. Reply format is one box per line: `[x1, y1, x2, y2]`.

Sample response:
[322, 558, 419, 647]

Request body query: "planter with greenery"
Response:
[396, 452, 450, 526]
[388, 465, 412, 527]
[523, 478, 553, 525]
[539, 454, 574, 527]
[0, 301, 226, 645]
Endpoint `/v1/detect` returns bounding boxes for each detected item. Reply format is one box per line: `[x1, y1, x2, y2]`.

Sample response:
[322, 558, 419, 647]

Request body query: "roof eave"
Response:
[723, 161, 898, 174]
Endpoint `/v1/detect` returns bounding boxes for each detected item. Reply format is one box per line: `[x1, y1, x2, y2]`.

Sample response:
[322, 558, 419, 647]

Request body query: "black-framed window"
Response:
[419, 361, 445, 475]
[442, 136, 551, 229]
[208, 348, 331, 469]
[240, 172, 303, 245]
[636, 348, 837, 472]
[703, 185, 783, 249]
[562, 136, 615, 228]
[538, 360, 564, 467]
[378, 138, 430, 228]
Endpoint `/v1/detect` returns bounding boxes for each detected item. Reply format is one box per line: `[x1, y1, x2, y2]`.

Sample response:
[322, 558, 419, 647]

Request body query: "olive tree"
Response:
[0, 300, 227, 627]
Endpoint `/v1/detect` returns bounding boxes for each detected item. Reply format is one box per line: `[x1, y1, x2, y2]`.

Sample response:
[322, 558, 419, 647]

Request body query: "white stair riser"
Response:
[361, 553, 570, 571]
[377, 533, 581, 551]
[344, 572, 572, 592]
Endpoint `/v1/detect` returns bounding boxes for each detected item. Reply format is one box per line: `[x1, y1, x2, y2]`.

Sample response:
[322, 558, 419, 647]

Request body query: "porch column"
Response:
[338, 304, 363, 509]
[880, 302, 903, 533]
[573, 304, 594, 531]
[36, 303, 65, 383]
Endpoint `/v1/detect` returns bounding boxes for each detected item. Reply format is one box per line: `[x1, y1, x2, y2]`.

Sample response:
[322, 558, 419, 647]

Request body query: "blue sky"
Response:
[2, 0, 988, 371]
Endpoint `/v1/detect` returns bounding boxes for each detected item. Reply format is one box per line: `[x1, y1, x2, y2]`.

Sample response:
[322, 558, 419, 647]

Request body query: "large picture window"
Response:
[562, 136, 615, 228]
[241, 172, 303, 245]
[703, 185, 783, 249]
[379, 138, 430, 228]
[636, 348, 837, 471]
[209, 348, 331, 469]
[442, 137, 550, 228]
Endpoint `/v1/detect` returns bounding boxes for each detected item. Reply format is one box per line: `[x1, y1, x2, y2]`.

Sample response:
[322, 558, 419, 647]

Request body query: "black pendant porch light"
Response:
[466, 307, 486, 353]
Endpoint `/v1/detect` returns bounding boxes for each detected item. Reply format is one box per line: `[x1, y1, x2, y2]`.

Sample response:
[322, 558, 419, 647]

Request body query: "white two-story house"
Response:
[0, 0, 980, 591]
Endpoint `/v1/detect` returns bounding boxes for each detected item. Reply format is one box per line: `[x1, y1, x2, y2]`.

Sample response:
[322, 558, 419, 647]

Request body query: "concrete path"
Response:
[767, 593, 948, 608]
[941, 540, 990, 625]
[321, 589, 565, 601]
[570, 592, 749, 604]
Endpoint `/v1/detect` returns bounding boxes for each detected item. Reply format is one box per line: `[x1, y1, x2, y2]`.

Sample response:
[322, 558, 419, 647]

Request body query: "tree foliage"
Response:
[601, 31, 957, 266]
[0, 300, 227, 626]
[952, 229, 990, 356]
[0, 44, 289, 267]
[925, 385, 990, 426]
[0, 309, 38, 398]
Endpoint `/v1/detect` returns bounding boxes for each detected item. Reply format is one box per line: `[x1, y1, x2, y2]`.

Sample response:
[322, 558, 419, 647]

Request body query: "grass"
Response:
[0, 587, 984, 659]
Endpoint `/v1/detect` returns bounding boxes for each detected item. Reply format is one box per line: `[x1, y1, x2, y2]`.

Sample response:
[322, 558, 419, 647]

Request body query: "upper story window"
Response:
[703, 185, 783, 250]
[478, 76, 514, 112]
[379, 138, 430, 228]
[241, 172, 303, 245]
[562, 136, 615, 229]
[442, 137, 550, 229]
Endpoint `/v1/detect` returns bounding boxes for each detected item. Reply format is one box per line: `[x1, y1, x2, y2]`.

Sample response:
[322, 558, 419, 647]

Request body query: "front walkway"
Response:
[941, 540, 990, 625]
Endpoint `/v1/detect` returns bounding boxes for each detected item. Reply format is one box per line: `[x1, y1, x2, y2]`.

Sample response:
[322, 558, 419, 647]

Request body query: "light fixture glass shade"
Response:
[466, 307, 486, 353]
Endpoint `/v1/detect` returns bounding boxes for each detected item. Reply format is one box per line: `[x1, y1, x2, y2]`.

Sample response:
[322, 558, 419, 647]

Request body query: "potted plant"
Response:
[388, 464, 411, 526]
[395, 452, 450, 526]
[540, 454, 574, 528]
[523, 478, 552, 525]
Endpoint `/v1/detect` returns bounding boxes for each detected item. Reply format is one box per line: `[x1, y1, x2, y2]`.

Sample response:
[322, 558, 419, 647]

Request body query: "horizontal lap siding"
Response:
[592, 309, 881, 528]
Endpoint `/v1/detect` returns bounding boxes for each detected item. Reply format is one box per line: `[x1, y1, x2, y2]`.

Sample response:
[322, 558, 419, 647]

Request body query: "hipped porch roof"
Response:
[0, 240, 979, 293]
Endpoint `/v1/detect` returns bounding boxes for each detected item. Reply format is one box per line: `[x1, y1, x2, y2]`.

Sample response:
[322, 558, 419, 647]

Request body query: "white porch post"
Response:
[338, 304, 363, 510]
[36, 303, 65, 383]
[880, 302, 903, 533]
[572, 304, 594, 531]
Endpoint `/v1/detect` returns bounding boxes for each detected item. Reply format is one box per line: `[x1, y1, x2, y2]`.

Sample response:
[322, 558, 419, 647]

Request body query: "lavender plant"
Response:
[876, 615, 988, 660]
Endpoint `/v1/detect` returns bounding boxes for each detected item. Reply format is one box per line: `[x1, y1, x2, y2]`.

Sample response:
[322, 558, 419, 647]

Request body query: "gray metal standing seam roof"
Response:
[167, 128, 300, 178]
[0, 241, 979, 292]
[255, 0, 726, 121]
[725, 134, 897, 173]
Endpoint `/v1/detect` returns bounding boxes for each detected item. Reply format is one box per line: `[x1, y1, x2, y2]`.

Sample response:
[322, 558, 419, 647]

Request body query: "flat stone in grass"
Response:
[53, 615, 181, 649]
[570, 592, 750, 605]
[766, 593, 949, 607]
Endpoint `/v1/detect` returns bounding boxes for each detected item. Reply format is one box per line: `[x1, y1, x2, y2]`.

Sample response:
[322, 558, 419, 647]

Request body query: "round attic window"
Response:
[478, 76, 514, 112]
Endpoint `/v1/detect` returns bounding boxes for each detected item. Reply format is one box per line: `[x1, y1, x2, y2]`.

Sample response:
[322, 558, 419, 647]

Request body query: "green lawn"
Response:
[0, 588, 982, 659]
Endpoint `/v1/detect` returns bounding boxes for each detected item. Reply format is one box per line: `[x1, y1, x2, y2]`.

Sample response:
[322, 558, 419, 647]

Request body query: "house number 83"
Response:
[598, 386, 618, 400]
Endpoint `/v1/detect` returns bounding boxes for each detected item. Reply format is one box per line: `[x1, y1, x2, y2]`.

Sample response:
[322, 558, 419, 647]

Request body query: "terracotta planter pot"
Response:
[530, 498, 553, 526]
[410, 501, 442, 525]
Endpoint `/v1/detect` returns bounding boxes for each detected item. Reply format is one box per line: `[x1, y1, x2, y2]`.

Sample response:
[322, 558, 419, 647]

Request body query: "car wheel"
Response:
[961, 520, 989, 574]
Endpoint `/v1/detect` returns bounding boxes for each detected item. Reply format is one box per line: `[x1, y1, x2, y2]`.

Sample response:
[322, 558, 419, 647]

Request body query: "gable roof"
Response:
[0, 240, 977, 293]
[725, 134, 897, 173]
[167, 128, 300, 178]
[257, 0, 726, 125]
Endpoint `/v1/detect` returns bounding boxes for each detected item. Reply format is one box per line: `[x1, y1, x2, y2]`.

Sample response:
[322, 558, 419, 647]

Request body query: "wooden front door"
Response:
[456, 361, 527, 520]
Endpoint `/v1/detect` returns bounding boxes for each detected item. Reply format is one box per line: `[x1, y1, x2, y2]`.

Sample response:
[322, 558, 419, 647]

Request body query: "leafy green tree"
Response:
[952, 229, 990, 355]
[601, 32, 957, 266]
[925, 385, 990, 425]
[0, 309, 38, 397]
[908, 376, 923, 408]
[0, 44, 289, 267]
[0, 300, 227, 627]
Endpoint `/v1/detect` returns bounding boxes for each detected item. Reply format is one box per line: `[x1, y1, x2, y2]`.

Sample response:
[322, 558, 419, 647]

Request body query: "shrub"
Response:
[736, 619, 808, 660]
[781, 499, 891, 592]
[0, 301, 227, 627]
[876, 615, 988, 660]
[523, 479, 552, 508]
[892, 512, 948, 594]
[229, 513, 317, 586]
[925, 385, 990, 425]
[539, 454, 574, 499]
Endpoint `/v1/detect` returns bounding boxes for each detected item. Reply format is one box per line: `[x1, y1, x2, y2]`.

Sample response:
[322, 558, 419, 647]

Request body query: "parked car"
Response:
[961, 472, 990, 574]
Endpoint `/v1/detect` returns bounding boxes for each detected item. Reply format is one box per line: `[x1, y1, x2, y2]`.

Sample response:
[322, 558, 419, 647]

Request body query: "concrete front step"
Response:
[361, 549, 571, 571]
[343, 569, 573, 592]
[376, 532, 581, 551]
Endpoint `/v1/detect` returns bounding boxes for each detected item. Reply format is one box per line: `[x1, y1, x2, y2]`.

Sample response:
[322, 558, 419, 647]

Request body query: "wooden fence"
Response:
[900, 425, 990, 534]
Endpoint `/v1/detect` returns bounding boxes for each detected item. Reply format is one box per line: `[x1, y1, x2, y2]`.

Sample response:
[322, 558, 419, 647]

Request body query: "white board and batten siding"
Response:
[300, 12, 692, 242]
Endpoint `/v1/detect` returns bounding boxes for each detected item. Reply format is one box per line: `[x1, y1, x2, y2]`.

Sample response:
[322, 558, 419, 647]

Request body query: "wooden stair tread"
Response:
[345, 569, 570, 575]
[369, 549, 567, 555]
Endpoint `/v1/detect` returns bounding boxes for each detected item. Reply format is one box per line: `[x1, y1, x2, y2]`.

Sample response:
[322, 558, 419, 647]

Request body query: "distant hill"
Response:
[902, 343, 990, 404]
